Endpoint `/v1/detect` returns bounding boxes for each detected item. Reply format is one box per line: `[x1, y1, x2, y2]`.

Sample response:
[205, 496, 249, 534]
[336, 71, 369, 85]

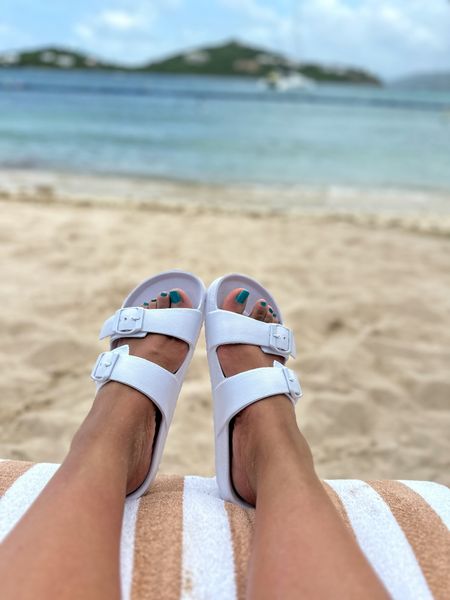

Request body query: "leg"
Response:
[0, 288, 192, 600]
[219, 290, 389, 600]
[0, 384, 155, 600]
[235, 397, 389, 600]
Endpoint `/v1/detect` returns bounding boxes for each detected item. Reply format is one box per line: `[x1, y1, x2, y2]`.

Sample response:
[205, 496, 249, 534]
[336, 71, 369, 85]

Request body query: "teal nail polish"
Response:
[236, 289, 249, 304]
[151, 298, 157, 303]
[143, 302, 149, 306]
[273, 313, 277, 318]
[268, 307, 274, 314]
[170, 290, 182, 304]
[160, 292, 168, 297]
[260, 301, 267, 307]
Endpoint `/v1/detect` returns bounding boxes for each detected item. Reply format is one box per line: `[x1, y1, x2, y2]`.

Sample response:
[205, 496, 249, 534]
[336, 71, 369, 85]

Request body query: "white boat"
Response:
[264, 70, 315, 92]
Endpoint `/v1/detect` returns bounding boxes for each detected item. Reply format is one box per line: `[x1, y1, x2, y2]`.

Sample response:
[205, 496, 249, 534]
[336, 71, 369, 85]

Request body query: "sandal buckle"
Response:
[282, 366, 302, 403]
[114, 307, 145, 336]
[269, 324, 292, 355]
[91, 350, 120, 383]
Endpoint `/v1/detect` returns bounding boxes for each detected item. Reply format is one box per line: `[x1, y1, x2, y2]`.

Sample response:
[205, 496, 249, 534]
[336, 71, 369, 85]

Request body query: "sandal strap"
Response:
[206, 309, 296, 359]
[99, 306, 203, 346]
[214, 361, 302, 436]
[91, 345, 179, 422]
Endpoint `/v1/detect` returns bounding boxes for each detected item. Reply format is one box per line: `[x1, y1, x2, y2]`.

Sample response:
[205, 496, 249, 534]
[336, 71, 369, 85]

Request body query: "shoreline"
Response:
[1, 167, 450, 236]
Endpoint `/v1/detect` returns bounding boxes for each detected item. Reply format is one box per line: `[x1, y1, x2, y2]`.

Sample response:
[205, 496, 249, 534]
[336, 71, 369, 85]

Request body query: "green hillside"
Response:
[0, 41, 381, 85]
[143, 41, 381, 85]
[300, 64, 380, 85]
[144, 41, 287, 76]
[0, 47, 119, 70]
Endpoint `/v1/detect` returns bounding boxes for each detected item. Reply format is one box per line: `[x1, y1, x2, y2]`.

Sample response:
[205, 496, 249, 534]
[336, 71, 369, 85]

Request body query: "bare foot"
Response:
[217, 288, 312, 505]
[73, 288, 191, 494]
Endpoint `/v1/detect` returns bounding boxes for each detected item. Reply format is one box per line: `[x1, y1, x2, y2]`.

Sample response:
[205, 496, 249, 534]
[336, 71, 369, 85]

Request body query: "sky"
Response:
[1, 0, 450, 80]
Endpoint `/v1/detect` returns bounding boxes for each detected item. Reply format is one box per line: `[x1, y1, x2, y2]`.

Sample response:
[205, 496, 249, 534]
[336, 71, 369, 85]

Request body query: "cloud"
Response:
[75, 5, 156, 38]
[72, 1, 183, 64]
[74, 0, 184, 37]
[97, 10, 145, 32]
[301, 0, 450, 77]
[220, 0, 450, 78]
[221, 0, 284, 24]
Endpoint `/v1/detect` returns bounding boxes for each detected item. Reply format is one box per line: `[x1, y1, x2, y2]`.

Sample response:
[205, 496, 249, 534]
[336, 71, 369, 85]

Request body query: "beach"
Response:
[1, 173, 449, 487]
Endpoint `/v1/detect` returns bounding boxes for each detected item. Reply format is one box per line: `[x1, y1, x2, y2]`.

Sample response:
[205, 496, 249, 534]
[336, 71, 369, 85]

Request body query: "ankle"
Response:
[233, 395, 317, 504]
[71, 383, 155, 462]
[70, 386, 157, 495]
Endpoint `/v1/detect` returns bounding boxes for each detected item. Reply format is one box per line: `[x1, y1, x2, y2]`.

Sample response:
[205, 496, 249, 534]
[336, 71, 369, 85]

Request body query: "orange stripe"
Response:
[368, 480, 450, 600]
[0, 460, 34, 496]
[225, 502, 255, 600]
[131, 475, 184, 600]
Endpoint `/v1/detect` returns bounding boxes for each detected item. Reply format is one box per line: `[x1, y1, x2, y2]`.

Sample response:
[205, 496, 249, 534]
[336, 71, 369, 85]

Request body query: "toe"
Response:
[157, 291, 170, 309]
[169, 288, 192, 308]
[149, 298, 157, 309]
[222, 288, 250, 314]
[264, 306, 275, 323]
[249, 299, 268, 321]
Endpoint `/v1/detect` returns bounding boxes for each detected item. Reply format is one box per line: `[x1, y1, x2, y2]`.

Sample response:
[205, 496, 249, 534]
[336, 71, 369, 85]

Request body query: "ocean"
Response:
[1, 68, 449, 193]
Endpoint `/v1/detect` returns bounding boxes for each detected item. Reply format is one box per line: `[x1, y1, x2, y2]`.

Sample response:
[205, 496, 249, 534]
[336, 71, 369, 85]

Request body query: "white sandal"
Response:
[206, 273, 302, 508]
[91, 270, 206, 499]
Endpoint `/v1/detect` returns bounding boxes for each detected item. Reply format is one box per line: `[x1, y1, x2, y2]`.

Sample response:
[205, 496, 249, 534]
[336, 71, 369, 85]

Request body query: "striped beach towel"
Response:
[0, 460, 449, 600]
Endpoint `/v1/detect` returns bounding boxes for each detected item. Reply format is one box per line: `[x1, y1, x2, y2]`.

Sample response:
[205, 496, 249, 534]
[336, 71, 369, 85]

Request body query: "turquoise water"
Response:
[0, 68, 449, 192]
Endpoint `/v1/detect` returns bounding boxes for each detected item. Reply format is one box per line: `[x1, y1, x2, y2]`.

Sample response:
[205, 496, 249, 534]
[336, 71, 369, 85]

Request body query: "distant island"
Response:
[392, 71, 450, 91]
[0, 40, 381, 86]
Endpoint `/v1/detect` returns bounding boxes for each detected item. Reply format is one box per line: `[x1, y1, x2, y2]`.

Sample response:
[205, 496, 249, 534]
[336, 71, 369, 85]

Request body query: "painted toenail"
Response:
[268, 307, 274, 314]
[161, 292, 168, 297]
[236, 290, 250, 304]
[169, 290, 182, 303]
[151, 298, 157, 302]
[273, 313, 277, 318]
[143, 302, 149, 306]
[260, 301, 267, 307]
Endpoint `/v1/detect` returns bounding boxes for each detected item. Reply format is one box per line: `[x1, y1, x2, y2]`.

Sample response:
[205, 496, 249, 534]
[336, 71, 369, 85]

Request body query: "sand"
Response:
[0, 181, 449, 487]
